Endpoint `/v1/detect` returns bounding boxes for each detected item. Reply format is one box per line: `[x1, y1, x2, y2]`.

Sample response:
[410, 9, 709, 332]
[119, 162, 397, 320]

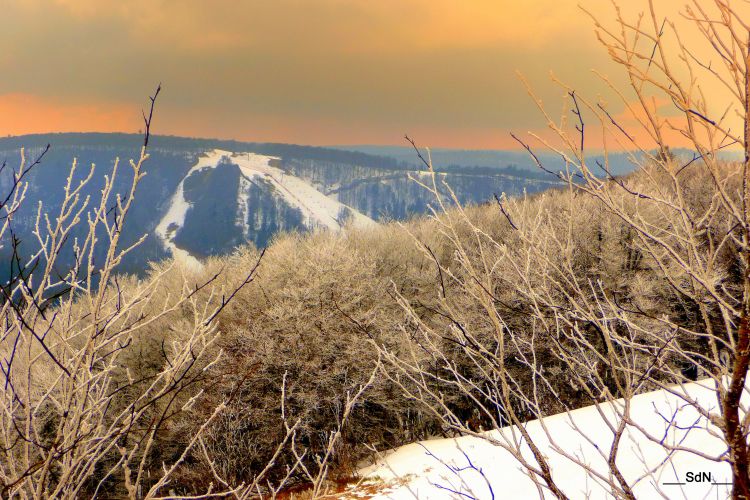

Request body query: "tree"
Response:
[0, 88, 280, 498]
[380, 1, 750, 498]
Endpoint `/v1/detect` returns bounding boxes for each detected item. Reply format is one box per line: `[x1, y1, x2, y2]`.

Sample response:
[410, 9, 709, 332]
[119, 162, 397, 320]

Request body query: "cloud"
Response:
[40, 0, 589, 53]
[1, 0, 735, 148]
[0, 93, 138, 136]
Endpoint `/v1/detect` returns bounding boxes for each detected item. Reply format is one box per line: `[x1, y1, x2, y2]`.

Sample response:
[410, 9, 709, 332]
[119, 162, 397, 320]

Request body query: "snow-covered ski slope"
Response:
[155, 149, 227, 269]
[230, 151, 375, 231]
[351, 379, 736, 499]
[156, 149, 374, 268]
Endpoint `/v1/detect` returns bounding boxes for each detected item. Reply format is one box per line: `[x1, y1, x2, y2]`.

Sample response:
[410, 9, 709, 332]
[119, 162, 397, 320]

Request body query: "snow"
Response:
[229, 152, 375, 231]
[236, 174, 253, 239]
[350, 380, 738, 499]
[155, 149, 230, 269]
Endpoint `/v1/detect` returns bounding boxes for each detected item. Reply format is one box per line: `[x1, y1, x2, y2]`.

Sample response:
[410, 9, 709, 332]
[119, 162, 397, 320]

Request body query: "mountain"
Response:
[154, 149, 376, 269]
[0, 133, 562, 277]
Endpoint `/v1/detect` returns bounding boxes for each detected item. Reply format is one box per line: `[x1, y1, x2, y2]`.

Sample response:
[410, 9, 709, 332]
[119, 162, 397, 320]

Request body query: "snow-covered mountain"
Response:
[155, 149, 374, 268]
[0, 133, 561, 276]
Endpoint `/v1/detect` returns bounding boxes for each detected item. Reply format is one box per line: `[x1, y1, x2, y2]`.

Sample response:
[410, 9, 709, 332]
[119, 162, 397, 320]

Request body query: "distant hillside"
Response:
[0, 133, 562, 277]
[330, 144, 717, 177]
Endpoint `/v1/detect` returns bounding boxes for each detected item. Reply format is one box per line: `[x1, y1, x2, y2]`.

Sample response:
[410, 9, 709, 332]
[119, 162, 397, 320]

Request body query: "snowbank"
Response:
[352, 380, 735, 499]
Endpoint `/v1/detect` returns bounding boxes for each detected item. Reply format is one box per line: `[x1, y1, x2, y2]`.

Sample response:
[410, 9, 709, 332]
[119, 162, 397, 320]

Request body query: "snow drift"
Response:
[350, 379, 736, 499]
[155, 149, 228, 269]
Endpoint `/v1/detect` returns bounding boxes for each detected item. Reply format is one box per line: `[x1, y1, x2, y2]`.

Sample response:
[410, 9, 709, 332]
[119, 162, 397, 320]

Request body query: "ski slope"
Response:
[156, 150, 375, 269]
[230, 151, 375, 231]
[155, 149, 229, 269]
[350, 380, 736, 499]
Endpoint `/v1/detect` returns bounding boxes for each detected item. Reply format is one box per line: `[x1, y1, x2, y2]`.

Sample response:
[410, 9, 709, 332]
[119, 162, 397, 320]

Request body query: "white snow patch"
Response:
[236, 174, 253, 239]
[229, 152, 375, 231]
[155, 149, 231, 270]
[352, 379, 737, 499]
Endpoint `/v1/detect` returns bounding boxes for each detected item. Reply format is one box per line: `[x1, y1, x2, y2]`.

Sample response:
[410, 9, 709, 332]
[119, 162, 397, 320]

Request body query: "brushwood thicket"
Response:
[69, 158, 738, 492]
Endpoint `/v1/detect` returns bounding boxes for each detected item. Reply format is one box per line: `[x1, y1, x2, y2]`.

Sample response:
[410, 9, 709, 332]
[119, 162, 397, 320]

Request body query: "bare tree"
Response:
[0, 88, 290, 498]
[378, 1, 750, 498]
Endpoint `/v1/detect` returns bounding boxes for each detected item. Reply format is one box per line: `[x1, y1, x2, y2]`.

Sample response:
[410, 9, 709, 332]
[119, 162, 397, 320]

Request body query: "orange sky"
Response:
[0, 0, 741, 149]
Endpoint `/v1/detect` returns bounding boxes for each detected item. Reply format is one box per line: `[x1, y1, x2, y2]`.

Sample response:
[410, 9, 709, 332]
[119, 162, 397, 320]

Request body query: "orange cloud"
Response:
[596, 90, 743, 152]
[0, 93, 139, 136]
[2, 0, 745, 149]
[44, 0, 586, 52]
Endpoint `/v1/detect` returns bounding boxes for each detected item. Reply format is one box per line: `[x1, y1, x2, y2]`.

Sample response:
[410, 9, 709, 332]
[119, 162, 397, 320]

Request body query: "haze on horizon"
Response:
[1, 0, 738, 149]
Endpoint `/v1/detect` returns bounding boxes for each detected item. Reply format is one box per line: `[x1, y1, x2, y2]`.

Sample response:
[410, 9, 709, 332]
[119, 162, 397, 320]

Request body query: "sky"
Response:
[0, 0, 740, 149]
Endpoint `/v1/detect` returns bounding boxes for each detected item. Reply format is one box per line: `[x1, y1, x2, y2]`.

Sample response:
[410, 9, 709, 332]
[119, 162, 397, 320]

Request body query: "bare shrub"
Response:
[179, 229, 440, 489]
[376, 1, 750, 498]
[0, 92, 298, 497]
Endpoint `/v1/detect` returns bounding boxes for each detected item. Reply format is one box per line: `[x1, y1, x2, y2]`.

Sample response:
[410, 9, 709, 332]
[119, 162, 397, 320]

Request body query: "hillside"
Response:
[1, 139, 745, 497]
[5, 0, 750, 497]
[0, 133, 561, 277]
[351, 379, 731, 499]
[148, 156, 738, 497]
